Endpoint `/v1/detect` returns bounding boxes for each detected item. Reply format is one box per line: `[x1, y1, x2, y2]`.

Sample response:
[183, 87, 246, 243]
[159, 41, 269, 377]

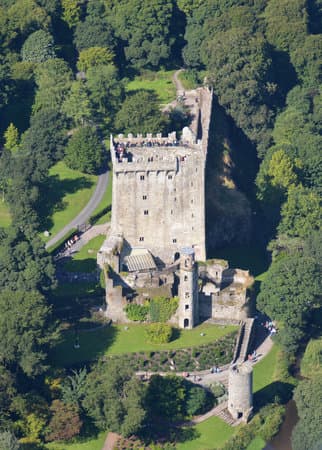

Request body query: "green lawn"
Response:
[301, 336, 322, 378]
[46, 432, 106, 450]
[253, 344, 279, 393]
[176, 416, 234, 450]
[50, 323, 237, 367]
[63, 235, 106, 272]
[0, 200, 11, 227]
[39, 162, 98, 240]
[126, 70, 176, 105]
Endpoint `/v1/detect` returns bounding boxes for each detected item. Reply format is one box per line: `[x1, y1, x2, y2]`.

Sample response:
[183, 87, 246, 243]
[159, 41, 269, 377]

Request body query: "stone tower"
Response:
[228, 361, 253, 422]
[178, 247, 199, 329]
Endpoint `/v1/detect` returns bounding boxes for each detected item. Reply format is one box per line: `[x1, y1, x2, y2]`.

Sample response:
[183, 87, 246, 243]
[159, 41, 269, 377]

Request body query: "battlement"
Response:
[110, 133, 202, 173]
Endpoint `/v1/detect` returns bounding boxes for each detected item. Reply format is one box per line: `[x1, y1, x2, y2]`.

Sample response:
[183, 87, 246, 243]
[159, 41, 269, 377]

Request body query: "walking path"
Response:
[55, 223, 110, 261]
[45, 168, 110, 250]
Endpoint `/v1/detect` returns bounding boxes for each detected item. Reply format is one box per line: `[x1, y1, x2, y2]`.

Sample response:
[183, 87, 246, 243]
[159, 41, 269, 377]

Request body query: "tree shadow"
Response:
[37, 174, 94, 231]
[49, 323, 120, 368]
[254, 381, 294, 411]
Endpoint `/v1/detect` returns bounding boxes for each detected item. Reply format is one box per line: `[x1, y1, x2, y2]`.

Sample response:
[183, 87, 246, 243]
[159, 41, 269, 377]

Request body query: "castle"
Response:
[97, 86, 253, 329]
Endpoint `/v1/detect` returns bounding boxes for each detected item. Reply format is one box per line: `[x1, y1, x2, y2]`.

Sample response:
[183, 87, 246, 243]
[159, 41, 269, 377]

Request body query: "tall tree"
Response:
[0, 289, 56, 376]
[21, 30, 56, 63]
[64, 126, 104, 174]
[82, 360, 146, 437]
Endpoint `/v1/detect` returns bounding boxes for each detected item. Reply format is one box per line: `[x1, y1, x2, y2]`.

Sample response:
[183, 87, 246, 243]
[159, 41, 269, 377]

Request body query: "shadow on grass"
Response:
[63, 257, 98, 273]
[37, 174, 94, 231]
[254, 381, 294, 411]
[49, 324, 120, 368]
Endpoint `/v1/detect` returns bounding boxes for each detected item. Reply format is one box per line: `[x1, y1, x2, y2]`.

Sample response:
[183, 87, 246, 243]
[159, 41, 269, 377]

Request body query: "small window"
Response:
[184, 275, 188, 281]
[191, 181, 193, 186]
[139, 237, 144, 242]
[196, 168, 198, 172]
[171, 209, 173, 215]
[140, 175, 145, 180]
[174, 197, 177, 202]
[185, 292, 190, 299]
[185, 304, 190, 310]
[144, 210, 149, 215]
[143, 195, 147, 200]
[191, 199, 193, 204]
[172, 238, 177, 243]
[168, 175, 173, 180]
[192, 213, 194, 218]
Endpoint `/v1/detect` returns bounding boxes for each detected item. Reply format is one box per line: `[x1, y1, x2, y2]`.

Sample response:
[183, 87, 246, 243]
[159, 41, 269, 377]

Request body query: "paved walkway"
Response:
[45, 168, 110, 249]
[54, 223, 110, 260]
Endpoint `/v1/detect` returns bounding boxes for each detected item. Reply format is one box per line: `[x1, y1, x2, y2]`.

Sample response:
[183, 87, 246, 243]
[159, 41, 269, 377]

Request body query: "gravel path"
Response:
[45, 168, 109, 250]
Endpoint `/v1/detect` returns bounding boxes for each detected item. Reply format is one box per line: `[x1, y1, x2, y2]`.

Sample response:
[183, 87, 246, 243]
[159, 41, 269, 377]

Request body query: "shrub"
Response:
[125, 303, 149, 321]
[145, 323, 173, 344]
[149, 296, 179, 322]
[185, 385, 213, 416]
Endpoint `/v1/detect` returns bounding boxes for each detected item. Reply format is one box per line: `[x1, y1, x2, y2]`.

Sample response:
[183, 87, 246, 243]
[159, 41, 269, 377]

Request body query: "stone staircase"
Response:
[233, 318, 255, 364]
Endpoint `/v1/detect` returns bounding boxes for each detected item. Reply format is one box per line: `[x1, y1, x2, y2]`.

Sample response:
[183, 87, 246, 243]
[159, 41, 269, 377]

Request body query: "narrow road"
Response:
[45, 168, 109, 249]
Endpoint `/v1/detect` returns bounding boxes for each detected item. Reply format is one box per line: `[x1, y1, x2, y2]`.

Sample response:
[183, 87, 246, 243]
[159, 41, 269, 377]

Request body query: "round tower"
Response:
[228, 361, 253, 422]
[178, 247, 199, 329]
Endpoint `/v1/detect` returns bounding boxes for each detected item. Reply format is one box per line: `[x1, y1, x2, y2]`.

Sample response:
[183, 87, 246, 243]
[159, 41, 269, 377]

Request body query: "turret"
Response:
[178, 247, 199, 329]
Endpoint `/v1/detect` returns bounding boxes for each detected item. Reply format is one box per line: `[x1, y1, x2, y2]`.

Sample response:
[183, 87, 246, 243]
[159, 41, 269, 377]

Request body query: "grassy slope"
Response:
[50, 323, 237, 367]
[301, 336, 322, 378]
[46, 432, 106, 450]
[39, 162, 97, 240]
[253, 344, 279, 393]
[176, 416, 234, 450]
[63, 235, 106, 272]
[0, 200, 11, 227]
[126, 70, 176, 105]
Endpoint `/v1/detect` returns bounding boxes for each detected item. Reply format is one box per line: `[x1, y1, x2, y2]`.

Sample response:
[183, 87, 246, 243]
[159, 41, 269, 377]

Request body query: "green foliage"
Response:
[45, 400, 82, 442]
[65, 126, 104, 174]
[21, 30, 56, 63]
[105, 0, 174, 68]
[147, 375, 186, 421]
[221, 404, 285, 450]
[61, 0, 81, 28]
[86, 63, 124, 126]
[145, 323, 173, 344]
[278, 185, 322, 239]
[149, 296, 179, 322]
[73, 14, 115, 51]
[291, 34, 322, 87]
[0, 431, 20, 450]
[77, 47, 114, 72]
[0, 227, 56, 292]
[33, 58, 73, 113]
[292, 377, 322, 450]
[257, 254, 321, 352]
[0, 289, 56, 376]
[115, 90, 168, 135]
[4, 123, 19, 152]
[185, 385, 212, 416]
[125, 303, 149, 322]
[61, 368, 87, 407]
[82, 360, 146, 436]
[62, 80, 92, 126]
[264, 0, 308, 52]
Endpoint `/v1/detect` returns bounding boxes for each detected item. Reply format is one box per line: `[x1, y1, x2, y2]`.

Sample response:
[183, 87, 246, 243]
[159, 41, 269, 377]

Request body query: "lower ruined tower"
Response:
[178, 247, 199, 329]
[228, 361, 253, 422]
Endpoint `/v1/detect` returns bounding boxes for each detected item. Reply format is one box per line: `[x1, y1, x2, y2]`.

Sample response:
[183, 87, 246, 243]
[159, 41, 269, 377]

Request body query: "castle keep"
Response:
[98, 86, 253, 329]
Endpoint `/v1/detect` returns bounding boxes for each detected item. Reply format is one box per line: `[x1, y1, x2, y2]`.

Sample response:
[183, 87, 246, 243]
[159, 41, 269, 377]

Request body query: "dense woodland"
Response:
[0, 0, 321, 448]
